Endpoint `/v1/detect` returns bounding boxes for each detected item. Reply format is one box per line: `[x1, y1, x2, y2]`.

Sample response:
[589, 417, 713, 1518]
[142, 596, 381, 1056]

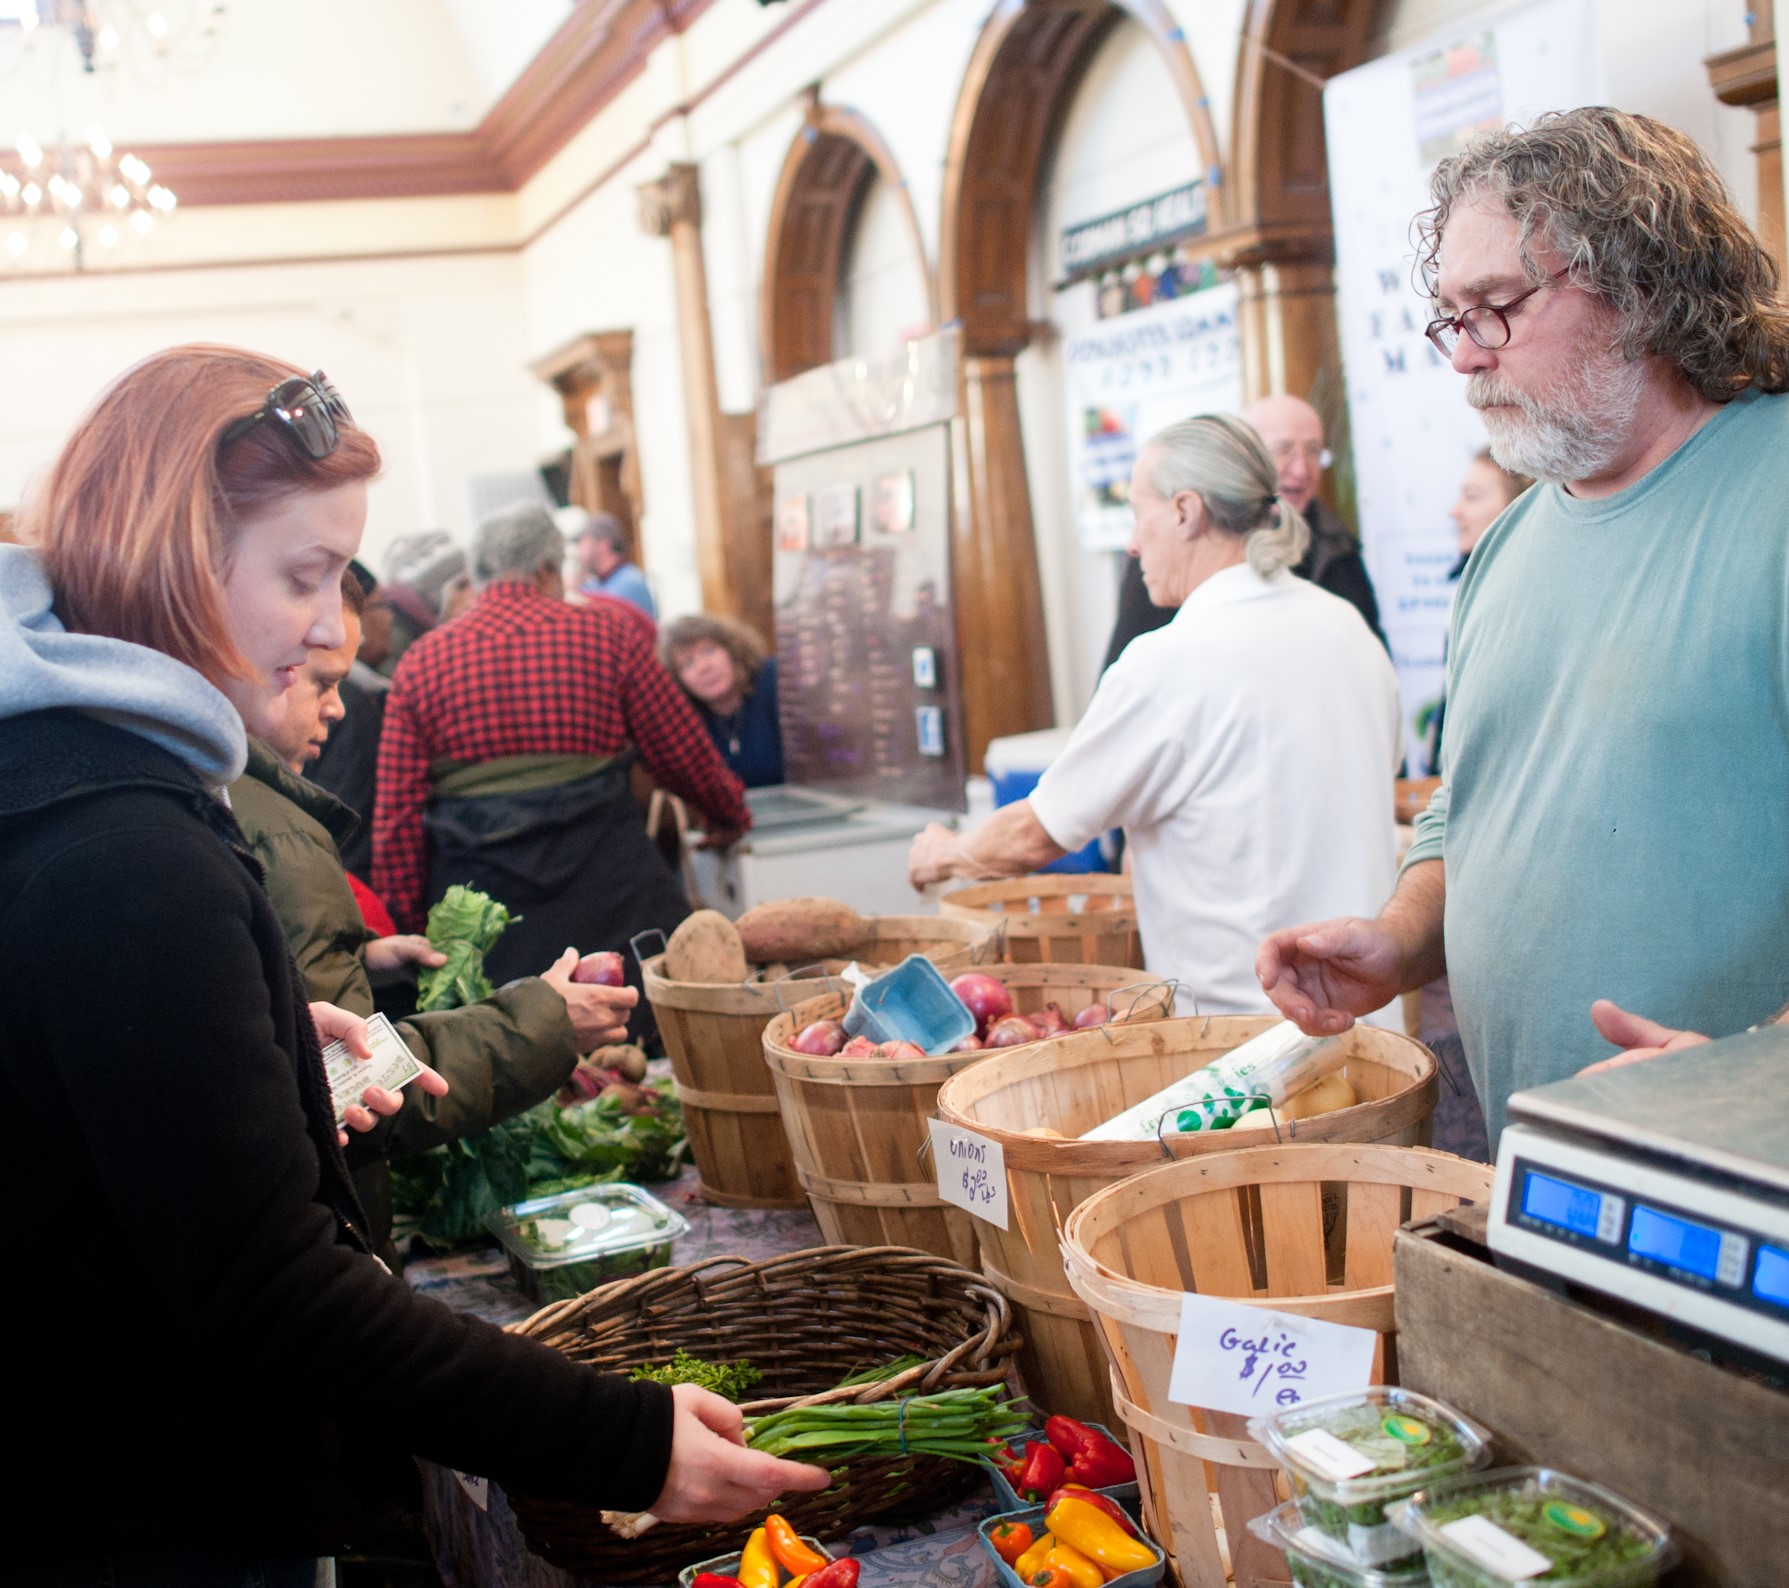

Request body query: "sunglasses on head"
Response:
[220, 371, 353, 460]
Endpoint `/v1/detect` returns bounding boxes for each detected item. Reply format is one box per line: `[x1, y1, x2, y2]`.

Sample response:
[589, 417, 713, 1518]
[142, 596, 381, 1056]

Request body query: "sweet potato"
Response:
[663, 910, 749, 983]
[736, 897, 866, 963]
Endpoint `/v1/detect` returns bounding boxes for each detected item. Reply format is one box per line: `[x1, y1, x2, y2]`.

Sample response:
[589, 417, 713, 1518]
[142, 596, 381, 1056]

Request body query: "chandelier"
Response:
[0, 2, 225, 270]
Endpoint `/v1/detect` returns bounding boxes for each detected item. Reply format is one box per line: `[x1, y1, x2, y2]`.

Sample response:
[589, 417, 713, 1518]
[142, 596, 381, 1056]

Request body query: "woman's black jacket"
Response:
[0, 709, 672, 1560]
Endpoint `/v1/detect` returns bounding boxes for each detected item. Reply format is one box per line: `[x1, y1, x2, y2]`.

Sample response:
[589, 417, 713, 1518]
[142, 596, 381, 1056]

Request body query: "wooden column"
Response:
[952, 354, 1058, 769]
[1706, 10, 1784, 282]
[639, 164, 726, 616]
[1233, 255, 1342, 405]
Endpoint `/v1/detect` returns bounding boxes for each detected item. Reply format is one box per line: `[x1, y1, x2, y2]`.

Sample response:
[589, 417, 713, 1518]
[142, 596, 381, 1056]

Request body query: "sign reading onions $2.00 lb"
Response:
[928, 1118, 1009, 1230]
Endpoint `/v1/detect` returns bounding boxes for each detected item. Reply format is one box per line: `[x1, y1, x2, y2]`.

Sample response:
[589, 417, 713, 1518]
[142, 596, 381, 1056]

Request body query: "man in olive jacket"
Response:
[230, 582, 635, 1260]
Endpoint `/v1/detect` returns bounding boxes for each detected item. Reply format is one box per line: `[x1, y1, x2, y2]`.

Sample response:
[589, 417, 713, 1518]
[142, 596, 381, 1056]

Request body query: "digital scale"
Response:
[1488, 1023, 1789, 1366]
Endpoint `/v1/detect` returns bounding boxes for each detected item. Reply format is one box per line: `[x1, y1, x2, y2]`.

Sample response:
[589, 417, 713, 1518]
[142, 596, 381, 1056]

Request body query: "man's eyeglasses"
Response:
[220, 371, 353, 460]
[1271, 441, 1334, 471]
[1425, 268, 1569, 358]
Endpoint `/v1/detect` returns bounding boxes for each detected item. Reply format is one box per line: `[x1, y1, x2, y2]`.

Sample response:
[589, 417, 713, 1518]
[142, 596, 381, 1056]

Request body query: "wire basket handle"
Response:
[629, 928, 668, 970]
[766, 961, 842, 1013]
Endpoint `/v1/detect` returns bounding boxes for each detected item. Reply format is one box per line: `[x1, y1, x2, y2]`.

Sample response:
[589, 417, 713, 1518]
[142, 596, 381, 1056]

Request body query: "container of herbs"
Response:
[483, 1182, 689, 1303]
[1248, 1501, 1432, 1588]
[1249, 1387, 1491, 1567]
[1387, 1468, 1676, 1588]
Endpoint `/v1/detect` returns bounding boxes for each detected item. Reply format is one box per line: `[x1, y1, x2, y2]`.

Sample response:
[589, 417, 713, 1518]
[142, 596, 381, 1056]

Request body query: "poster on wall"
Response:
[1324, 0, 1604, 770]
[1060, 281, 1245, 550]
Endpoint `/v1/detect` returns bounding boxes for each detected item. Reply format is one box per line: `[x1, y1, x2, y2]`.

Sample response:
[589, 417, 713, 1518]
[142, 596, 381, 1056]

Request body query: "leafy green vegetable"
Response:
[1286, 1402, 1469, 1558]
[1423, 1489, 1654, 1586]
[416, 885, 518, 1012]
[834, 1354, 929, 1389]
[390, 1081, 687, 1250]
[631, 1349, 763, 1402]
[745, 1385, 1027, 1463]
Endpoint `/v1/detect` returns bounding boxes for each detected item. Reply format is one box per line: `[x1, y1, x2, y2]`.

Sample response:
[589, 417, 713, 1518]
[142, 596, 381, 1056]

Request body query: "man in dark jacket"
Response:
[230, 576, 636, 1261]
[307, 558, 386, 878]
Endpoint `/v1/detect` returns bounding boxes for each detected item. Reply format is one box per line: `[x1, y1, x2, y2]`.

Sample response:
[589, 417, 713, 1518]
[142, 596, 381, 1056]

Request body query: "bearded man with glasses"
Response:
[1255, 106, 1789, 1144]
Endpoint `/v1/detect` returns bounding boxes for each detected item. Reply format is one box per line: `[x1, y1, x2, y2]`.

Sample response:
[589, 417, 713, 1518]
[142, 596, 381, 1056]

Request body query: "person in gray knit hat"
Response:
[379, 529, 470, 674]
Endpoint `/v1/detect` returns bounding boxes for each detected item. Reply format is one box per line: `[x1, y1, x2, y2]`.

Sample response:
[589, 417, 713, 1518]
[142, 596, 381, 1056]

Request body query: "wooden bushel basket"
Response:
[1061, 1145, 1494, 1588]
[934, 1016, 1440, 1426]
[641, 916, 991, 1208]
[939, 874, 1143, 967]
[504, 1246, 1022, 1580]
[762, 964, 1169, 1267]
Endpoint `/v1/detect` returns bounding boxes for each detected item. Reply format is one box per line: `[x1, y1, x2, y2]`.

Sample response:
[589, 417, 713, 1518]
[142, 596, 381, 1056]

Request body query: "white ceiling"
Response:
[0, 0, 575, 146]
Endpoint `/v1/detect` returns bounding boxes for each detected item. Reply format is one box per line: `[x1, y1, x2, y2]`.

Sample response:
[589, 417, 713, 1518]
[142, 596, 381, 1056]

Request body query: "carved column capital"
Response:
[638, 162, 703, 236]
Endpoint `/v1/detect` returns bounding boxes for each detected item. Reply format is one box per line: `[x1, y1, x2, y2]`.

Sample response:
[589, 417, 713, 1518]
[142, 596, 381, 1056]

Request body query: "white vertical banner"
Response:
[1325, 0, 1605, 770]
[1061, 282, 1245, 550]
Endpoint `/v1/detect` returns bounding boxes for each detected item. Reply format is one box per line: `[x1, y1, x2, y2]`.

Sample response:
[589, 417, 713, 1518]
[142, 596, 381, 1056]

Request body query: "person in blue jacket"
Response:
[660, 612, 785, 787]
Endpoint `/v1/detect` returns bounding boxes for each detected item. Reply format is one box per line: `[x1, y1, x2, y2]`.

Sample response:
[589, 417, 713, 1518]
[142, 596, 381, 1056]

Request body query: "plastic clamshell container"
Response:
[1250, 1387, 1492, 1567]
[976, 1501, 1165, 1588]
[484, 1182, 689, 1304]
[1249, 1502, 1431, 1588]
[842, 953, 976, 1054]
[678, 1535, 833, 1588]
[1388, 1467, 1678, 1588]
[979, 1421, 1142, 1510]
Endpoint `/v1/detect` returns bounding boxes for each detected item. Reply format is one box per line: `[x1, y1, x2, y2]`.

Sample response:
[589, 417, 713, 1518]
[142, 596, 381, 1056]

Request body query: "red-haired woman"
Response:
[0, 346, 824, 1584]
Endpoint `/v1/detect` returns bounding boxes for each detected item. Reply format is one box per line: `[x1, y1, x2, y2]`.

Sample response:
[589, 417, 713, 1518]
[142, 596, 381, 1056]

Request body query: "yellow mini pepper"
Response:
[1045, 1496, 1156, 1577]
[739, 1525, 781, 1588]
[1012, 1530, 1056, 1581]
[1042, 1544, 1104, 1588]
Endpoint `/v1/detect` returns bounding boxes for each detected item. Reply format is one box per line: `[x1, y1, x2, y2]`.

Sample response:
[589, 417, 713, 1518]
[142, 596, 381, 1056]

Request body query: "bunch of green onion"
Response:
[744, 1384, 1027, 1463]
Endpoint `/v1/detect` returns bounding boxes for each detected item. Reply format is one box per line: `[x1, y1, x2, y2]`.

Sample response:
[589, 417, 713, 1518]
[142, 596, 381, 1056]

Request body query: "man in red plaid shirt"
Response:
[373, 502, 750, 1022]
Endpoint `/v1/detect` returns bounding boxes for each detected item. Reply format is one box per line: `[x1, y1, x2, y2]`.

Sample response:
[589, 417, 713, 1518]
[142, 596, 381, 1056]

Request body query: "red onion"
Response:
[790, 1019, 848, 1056]
[949, 972, 1013, 1037]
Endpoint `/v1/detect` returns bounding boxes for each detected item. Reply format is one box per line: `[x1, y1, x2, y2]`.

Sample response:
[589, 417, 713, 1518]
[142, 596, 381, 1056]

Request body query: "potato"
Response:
[590, 1043, 649, 1082]
[736, 897, 866, 963]
[663, 910, 749, 983]
[1284, 1070, 1358, 1120]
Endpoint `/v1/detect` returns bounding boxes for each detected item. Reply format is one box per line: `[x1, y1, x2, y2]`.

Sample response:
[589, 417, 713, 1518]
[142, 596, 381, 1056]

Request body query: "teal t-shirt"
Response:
[1406, 386, 1789, 1143]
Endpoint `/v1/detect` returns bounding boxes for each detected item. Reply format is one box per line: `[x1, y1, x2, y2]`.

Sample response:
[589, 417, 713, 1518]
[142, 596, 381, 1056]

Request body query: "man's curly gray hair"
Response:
[472, 500, 564, 586]
[1416, 106, 1789, 402]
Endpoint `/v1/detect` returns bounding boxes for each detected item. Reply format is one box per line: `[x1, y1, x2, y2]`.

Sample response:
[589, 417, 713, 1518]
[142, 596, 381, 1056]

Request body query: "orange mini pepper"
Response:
[765, 1515, 829, 1577]
[1043, 1544, 1104, 1588]
[1045, 1496, 1156, 1577]
[1028, 1570, 1071, 1588]
[989, 1521, 1034, 1566]
[1012, 1530, 1055, 1580]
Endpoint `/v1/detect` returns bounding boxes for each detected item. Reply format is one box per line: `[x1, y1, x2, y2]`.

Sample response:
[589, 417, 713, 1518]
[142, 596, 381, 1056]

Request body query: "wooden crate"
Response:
[1396, 1208, 1789, 1588]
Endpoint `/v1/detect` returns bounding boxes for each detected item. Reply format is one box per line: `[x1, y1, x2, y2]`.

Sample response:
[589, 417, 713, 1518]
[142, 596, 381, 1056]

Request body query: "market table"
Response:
[406, 1165, 1010, 1588]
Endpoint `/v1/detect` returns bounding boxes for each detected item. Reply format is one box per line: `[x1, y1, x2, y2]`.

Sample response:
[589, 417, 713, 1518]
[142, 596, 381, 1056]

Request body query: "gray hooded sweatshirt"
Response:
[0, 541, 246, 787]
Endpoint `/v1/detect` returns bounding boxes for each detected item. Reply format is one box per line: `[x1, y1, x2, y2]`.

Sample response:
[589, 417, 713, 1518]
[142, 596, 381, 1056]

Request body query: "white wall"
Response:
[0, 251, 541, 576]
[834, 173, 932, 361]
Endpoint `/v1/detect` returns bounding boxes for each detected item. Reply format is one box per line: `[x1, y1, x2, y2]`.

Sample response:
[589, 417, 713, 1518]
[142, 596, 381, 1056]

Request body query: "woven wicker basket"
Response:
[505, 1245, 1023, 1581]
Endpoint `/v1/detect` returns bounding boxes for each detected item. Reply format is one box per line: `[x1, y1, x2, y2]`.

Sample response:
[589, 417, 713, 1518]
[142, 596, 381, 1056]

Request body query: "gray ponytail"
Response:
[1147, 413, 1312, 576]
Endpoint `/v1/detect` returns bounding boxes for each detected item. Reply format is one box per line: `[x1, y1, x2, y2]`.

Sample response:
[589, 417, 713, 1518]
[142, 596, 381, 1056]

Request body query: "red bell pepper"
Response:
[691, 1577, 743, 1588]
[1015, 1438, 1066, 1500]
[1045, 1488, 1139, 1537]
[1069, 1430, 1135, 1488]
[1044, 1415, 1097, 1460]
[987, 1438, 1028, 1482]
[801, 1559, 861, 1588]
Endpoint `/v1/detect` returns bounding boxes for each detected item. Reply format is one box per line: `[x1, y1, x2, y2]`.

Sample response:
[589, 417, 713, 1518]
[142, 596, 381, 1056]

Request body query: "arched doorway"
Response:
[761, 100, 935, 385]
[938, 0, 1223, 767]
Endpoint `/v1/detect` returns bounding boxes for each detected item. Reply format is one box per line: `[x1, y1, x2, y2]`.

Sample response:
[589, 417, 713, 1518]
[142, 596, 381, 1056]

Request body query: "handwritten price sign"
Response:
[1167, 1292, 1374, 1417]
[928, 1119, 1009, 1230]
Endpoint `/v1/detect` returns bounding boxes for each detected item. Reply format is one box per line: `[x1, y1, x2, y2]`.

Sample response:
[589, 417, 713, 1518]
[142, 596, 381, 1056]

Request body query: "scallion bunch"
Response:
[744, 1384, 1026, 1463]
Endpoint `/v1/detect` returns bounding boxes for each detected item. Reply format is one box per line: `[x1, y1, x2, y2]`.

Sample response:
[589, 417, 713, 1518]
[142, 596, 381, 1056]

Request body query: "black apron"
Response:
[423, 757, 689, 1047]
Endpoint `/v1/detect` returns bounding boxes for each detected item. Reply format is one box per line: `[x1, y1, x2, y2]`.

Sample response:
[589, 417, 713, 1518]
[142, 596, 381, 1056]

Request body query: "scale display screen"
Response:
[1755, 1244, 1789, 1308]
[1521, 1169, 1605, 1237]
[1628, 1204, 1723, 1281]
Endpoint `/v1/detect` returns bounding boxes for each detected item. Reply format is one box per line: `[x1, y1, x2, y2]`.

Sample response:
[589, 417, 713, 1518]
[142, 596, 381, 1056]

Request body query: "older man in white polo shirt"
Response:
[909, 413, 1402, 1018]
